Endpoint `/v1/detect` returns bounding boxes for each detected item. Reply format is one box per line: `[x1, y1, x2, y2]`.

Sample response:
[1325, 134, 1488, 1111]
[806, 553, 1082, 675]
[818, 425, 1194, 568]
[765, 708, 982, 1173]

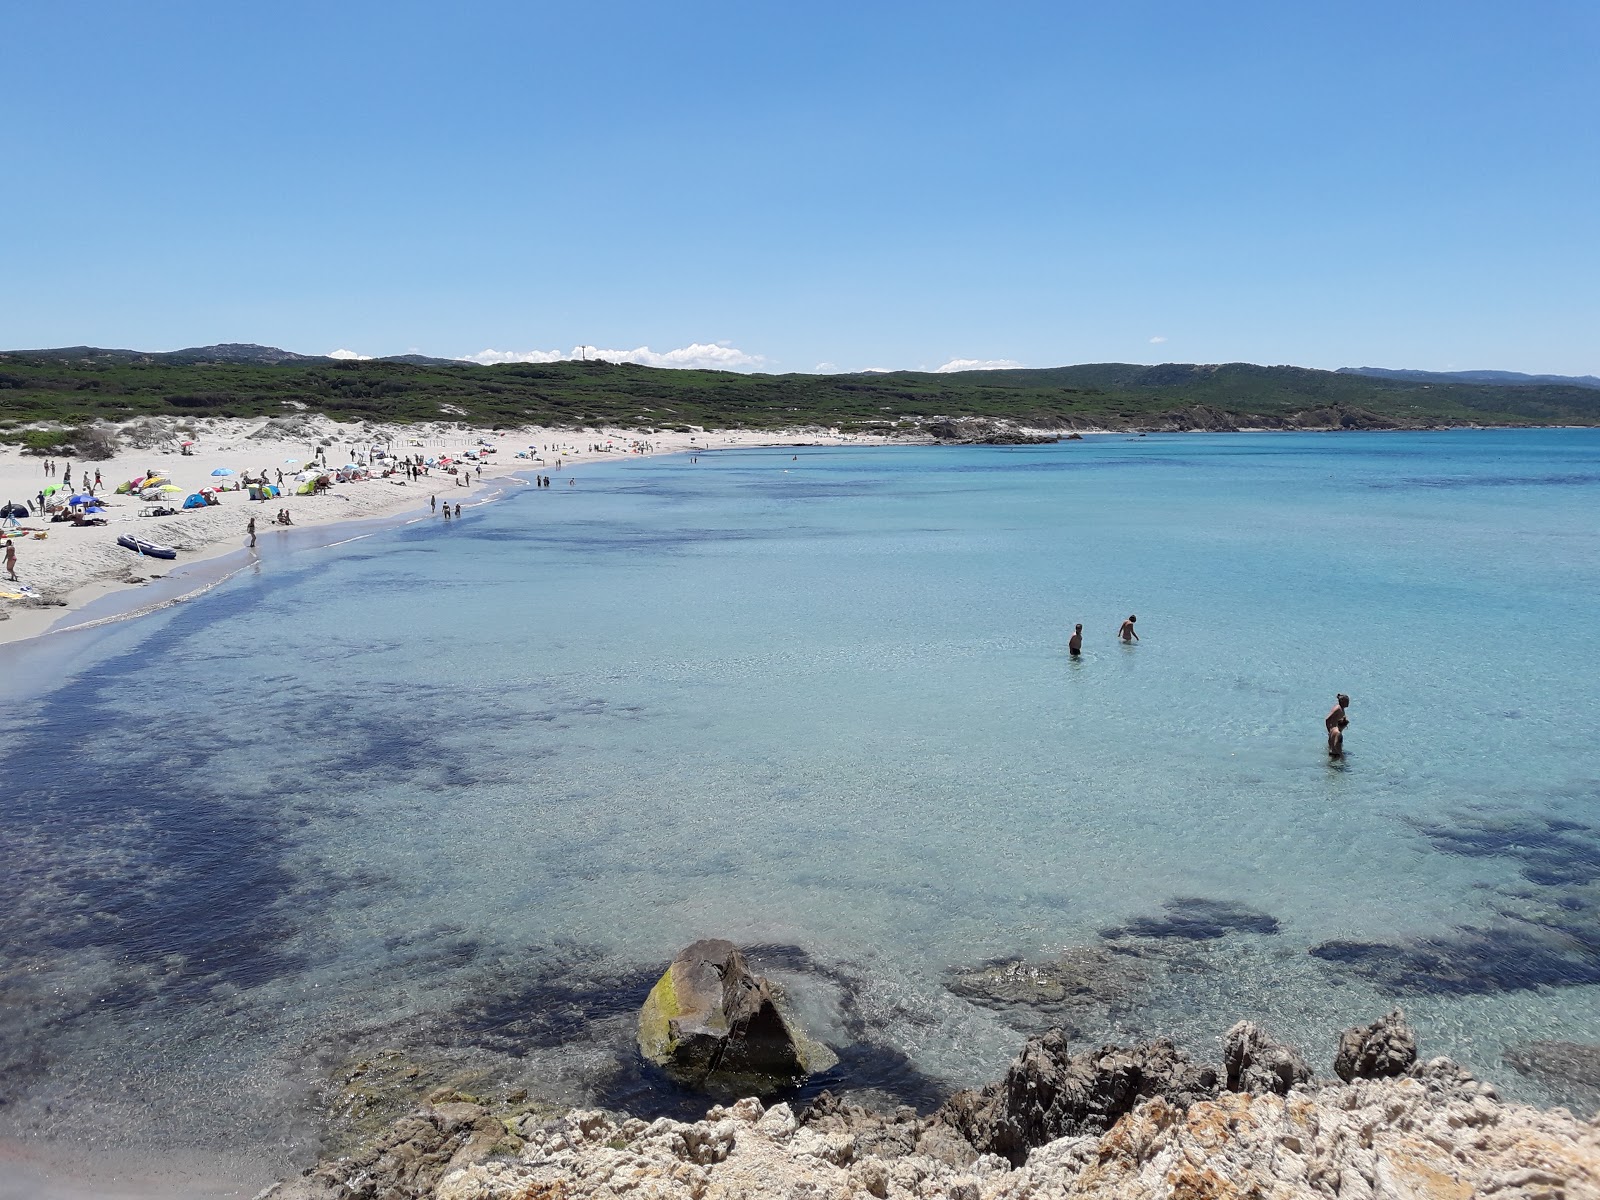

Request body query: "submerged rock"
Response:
[636, 938, 837, 1094]
[1506, 1040, 1600, 1103]
[1222, 1020, 1312, 1095]
[945, 946, 1148, 1031]
[1334, 1007, 1418, 1082]
[936, 1031, 1219, 1166]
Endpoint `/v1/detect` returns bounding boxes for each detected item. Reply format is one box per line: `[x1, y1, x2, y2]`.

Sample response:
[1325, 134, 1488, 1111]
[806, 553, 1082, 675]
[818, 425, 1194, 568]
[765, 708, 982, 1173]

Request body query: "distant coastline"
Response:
[4, 348, 1599, 446]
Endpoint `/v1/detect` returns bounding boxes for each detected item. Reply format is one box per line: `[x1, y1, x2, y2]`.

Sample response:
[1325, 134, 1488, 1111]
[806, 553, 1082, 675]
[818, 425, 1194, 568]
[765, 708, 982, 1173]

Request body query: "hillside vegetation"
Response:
[3, 350, 1599, 448]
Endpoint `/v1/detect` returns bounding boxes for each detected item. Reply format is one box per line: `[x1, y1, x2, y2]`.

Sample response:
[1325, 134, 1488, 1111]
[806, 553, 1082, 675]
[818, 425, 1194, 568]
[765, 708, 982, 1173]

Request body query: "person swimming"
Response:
[1326, 693, 1350, 757]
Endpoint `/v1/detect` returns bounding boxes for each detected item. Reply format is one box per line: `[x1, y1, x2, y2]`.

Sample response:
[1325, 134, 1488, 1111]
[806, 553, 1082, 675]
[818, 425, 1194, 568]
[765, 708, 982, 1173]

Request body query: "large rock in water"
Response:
[1334, 1007, 1418, 1082]
[936, 1030, 1219, 1166]
[637, 939, 837, 1094]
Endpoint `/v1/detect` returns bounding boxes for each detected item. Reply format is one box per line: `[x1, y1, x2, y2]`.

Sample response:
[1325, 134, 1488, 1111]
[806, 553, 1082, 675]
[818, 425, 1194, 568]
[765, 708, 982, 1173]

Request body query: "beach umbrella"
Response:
[158, 484, 183, 493]
[42, 485, 60, 496]
[67, 493, 95, 506]
[283, 458, 299, 465]
[211, 467, 234, 476]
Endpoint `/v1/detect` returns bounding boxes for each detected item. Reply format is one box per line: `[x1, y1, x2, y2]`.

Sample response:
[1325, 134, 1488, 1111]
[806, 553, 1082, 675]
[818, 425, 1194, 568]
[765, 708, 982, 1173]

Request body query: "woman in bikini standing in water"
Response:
[1326, 693, 1350, 757]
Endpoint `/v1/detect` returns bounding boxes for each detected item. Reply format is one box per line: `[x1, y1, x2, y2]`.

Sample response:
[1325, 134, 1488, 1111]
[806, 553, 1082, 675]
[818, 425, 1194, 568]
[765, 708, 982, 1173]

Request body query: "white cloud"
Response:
[1148, 336, 1168, 344]
[461, 342, 767, 371]
[813, 362, 838, 374]
[934, 358, 1024, 373]
[328, 348, 372, 360]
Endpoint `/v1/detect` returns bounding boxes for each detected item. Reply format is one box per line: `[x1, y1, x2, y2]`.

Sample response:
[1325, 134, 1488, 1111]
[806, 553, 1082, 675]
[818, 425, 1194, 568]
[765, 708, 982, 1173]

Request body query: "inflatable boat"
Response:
[116, 534, 178, 559]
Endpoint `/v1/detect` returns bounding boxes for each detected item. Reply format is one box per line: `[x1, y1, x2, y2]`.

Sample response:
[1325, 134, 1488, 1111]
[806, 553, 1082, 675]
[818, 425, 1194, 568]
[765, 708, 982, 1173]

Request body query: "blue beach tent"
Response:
[183, 493, 209, 509]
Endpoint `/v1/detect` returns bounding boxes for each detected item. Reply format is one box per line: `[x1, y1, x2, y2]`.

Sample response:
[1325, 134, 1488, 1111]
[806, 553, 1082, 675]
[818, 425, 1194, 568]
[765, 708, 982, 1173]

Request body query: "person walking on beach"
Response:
[1326, 693, 1350, 758]
[1118, 614, 1139, 643]
[93, 469, 102, 489]
[1068, 623, 1083, 656]
[4, 539, 17, 582]
[247, 516, 256, 547]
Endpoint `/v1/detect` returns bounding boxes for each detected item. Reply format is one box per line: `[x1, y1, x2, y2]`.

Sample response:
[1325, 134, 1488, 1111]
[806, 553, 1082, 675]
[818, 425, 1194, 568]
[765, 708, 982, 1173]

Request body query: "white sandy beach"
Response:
[0, 415, 883, 646]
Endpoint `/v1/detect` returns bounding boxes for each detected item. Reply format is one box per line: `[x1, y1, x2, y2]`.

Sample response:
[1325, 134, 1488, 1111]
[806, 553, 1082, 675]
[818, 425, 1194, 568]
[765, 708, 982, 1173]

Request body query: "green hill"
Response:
[3, 351, 1598, 447]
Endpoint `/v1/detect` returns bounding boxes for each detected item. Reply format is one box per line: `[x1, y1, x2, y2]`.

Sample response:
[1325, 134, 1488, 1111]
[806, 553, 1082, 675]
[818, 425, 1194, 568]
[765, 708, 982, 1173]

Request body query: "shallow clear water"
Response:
[3, 431, 1599, 1181]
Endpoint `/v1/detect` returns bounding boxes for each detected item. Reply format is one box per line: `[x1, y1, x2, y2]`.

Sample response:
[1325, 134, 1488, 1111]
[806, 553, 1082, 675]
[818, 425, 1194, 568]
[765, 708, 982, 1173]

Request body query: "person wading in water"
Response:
[1326, 693, 1350, 758]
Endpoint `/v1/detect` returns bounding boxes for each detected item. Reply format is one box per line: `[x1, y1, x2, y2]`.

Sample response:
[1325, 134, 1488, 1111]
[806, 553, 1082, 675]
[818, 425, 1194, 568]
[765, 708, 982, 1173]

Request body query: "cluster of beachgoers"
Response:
[0, 415, 887, 644]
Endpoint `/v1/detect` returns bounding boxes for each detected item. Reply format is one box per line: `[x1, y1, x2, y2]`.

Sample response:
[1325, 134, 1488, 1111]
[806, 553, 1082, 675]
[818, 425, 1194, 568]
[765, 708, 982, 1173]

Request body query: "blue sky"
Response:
[4, 1, 1596, 374]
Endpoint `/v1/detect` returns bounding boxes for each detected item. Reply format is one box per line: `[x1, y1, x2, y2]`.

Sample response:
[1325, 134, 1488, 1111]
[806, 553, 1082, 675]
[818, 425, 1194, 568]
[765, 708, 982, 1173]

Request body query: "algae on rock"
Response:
[637, 938, 838, 1095]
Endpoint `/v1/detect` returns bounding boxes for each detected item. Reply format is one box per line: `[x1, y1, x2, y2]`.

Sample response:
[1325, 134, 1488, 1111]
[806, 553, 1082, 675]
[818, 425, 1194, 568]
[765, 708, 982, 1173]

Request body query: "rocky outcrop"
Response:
[431, 1069, 1600, 1200]
[924, 418, 1059, 444]
[1223, 1020, 1312, 1095]
[802, 1090, 978, 1166]
[279, 1013, 1600, 1200]
[936, 1032, 1220, 1166]
[1334, 1008, 1418, 1082]
[637, 938, 837, 1095]
[270, 1098, 516, 1199]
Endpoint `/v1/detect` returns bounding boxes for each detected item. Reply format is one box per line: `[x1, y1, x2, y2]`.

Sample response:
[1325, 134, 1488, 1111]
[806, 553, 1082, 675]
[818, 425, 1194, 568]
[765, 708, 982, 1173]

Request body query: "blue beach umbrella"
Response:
[211, 467, 234, 476]
[67, 492, 96, 506]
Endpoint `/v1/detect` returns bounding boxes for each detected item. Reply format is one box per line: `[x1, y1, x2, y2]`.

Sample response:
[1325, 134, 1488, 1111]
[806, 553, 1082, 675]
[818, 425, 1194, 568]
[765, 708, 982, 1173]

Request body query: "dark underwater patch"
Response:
[1410, 812, 1600, 888]
[1099, 897, 1281, 941]
[1310, 921, 1600, 995]
[438, 946, 663, 1056]
[1311, 809, 1600, 996]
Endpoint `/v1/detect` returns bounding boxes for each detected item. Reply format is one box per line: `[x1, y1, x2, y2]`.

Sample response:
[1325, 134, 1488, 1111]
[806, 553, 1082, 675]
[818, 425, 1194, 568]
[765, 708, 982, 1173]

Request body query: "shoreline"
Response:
[7, 420, 1579, 649]
[0, 420, 894, 650]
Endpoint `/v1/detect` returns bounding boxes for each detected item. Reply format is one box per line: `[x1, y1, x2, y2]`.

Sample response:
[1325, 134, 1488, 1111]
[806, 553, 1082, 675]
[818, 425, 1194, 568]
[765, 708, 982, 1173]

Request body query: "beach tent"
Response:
[296, 479, 317, 495]
[0, 502, 29, 518]
[183, 493, 209, 509]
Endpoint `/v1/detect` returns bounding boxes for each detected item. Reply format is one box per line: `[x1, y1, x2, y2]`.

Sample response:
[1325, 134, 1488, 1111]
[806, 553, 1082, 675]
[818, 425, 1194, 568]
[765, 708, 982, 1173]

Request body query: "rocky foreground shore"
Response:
[265, 1012, 1600, 1200]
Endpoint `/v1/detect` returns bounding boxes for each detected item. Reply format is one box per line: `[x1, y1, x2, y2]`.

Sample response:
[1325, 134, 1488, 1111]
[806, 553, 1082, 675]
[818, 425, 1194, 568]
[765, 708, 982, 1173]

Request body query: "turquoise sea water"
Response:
[3, 430, 1599, 1184]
